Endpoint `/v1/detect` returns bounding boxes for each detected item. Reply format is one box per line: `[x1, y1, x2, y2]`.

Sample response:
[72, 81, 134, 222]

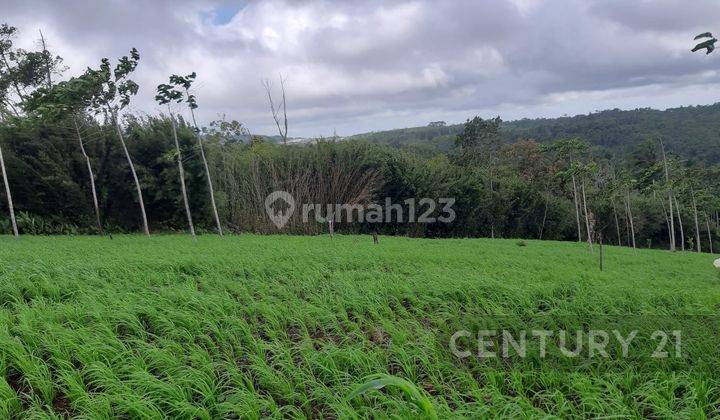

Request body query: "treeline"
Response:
[0, 22, 718, 252]
[1, 114, 719, 252]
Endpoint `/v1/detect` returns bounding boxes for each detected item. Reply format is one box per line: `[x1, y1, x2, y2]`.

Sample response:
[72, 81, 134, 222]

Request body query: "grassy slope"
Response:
[0, 235, 718, 418]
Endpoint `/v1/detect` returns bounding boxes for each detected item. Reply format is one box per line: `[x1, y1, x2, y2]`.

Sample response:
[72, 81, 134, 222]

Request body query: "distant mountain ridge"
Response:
[344, 103, 720, 163]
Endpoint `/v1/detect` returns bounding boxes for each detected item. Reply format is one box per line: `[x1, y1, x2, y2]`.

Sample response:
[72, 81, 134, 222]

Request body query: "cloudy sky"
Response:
[4, 0, 720, 137]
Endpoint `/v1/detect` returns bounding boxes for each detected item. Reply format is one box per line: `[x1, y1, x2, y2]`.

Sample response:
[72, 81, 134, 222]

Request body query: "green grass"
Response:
[0, 234, 718, 418]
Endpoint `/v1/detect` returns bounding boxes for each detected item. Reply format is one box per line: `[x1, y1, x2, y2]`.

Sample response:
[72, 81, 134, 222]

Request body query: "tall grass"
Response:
[0, 235, 718, 417]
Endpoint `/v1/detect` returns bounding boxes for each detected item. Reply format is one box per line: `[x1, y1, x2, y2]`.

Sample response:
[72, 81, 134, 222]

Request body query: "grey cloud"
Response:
[2, 0, 720, 136]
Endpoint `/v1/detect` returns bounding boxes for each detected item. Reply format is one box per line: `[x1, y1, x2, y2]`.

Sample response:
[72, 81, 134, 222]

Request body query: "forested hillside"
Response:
[349, 104, 720, 163]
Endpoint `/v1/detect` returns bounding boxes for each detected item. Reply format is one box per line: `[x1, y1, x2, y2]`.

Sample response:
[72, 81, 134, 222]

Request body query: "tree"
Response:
[545, 138, 589, 244]
[23, 67, 111, 235]
[91, 49, 149, 236]
[573, 160, 596, 251]
[168, 72, 223, 236]
[156, 81, 195, 241]
[692, 32, 717, 54]
[659, 139, 676, 251]
[262, 75, 288, 144]
[0, 24, 64, 115]
[1, 23, 65, 237]
[456, 116, 502, 237]
[0, 144, 17, 237]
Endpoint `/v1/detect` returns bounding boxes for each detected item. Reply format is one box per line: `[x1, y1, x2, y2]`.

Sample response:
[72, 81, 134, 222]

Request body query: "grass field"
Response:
[0, 235, 718, 418]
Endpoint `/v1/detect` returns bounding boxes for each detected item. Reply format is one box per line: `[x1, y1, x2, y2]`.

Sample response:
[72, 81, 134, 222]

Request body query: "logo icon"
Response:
[265, 191, 295, 228]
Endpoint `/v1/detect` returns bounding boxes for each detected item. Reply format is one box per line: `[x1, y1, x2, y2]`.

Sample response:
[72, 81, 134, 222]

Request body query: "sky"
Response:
[4, 0, 720, 137]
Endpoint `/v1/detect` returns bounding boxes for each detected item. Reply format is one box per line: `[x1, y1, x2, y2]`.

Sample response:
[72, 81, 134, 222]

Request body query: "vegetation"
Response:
[0, 235, 718, 418]
[0, 21, 719, 418]
[0, 22, 718, 254]
[349, 104, 720, 164]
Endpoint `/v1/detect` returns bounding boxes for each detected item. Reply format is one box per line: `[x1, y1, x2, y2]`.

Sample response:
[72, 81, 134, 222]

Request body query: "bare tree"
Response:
[262, 75, 288, 144]
[0, 145, 17, 237]
[38, 29, 53, 88]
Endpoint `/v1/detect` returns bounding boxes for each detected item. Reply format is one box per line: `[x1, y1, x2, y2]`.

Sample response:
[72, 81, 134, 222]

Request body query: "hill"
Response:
[347, 103, 720, 162]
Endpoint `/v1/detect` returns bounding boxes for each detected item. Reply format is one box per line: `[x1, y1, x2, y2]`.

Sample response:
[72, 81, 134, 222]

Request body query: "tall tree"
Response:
[0, 144, 17, 237]
[546, 138, 589, 244]
[456, 116, 502, 237]
[90, 49, 149, 235]
[659, 139, 676, 251]
[156, 81, 195, 241]
[23, 66, 111, 235]
[169, 72, 223, 236]
[1, 23, 65, 237]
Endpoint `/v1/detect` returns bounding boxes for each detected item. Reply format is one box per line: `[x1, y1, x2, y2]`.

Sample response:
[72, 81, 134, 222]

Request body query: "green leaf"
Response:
[348, 374, 437, 419]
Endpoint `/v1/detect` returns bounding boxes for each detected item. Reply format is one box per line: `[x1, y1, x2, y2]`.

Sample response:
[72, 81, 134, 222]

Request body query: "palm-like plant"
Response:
[156, 81, 195, 241]
[168, 73, 223, 236]
[692, 32, 717, 54]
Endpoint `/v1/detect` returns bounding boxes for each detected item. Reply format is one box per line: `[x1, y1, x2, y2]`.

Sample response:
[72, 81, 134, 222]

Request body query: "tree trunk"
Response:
[705, 213, 714, 254]
[691, 188, 701, 253]
[611, 197, 621, 246]
[668, 192, 676, 250]
[0, 50, 26, 102]
[625, 190, 636, 250]
[673, 195, 684, 251]
[690, 188, 702, 252]
[538, 189, 549, 240]
[0, 146, 18, 238]
[489, 173, 495, 239]
[74, 117, 103, 235]
[571, 174, 582, 242]
[169, 110, 196, 241]
[38, 30, 53, 88]
[659, 196, 672, 249]
[660, 140, 675, 251]
[113, 114, 149, 236]
[623, 195, 631, 246]
[188, 106, 223, 236]
[581, 179, 593, 251]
